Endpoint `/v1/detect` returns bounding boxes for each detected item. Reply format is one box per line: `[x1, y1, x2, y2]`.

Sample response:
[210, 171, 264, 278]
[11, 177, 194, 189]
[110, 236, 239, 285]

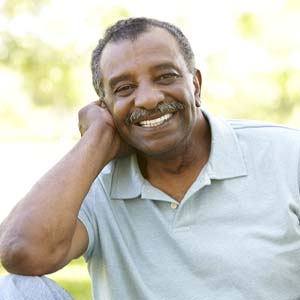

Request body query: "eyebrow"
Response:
[108, 63, 180, 89]
[150, 63, 179, 72]
[109, 74, 133, 90]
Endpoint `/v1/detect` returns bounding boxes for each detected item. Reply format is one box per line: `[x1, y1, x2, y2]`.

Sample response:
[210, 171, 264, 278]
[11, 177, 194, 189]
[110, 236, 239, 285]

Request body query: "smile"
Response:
[139, 113, 173, 128]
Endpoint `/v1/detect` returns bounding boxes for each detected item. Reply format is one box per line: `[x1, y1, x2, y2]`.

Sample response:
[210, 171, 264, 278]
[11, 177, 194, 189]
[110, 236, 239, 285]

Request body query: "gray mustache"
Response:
[126, 102, 184, 125]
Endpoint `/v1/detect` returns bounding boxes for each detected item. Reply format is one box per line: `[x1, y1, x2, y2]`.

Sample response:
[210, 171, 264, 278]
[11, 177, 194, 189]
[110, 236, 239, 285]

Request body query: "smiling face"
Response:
[100, 26, 202, 158]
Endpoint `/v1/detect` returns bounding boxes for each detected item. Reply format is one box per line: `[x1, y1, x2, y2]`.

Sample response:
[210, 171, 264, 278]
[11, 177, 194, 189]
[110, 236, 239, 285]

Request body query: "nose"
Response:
[134, 82, 164, 110]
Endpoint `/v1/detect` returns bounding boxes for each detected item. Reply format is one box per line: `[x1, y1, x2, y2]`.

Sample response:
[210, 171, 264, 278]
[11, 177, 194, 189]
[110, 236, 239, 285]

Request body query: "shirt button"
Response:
[170, 203, 178, 209]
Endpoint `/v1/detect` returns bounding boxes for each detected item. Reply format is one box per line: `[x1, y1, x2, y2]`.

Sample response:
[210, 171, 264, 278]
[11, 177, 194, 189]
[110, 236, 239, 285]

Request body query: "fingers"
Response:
[99, 99, 107, 108]
[78, 99, 109, 137]
[78, 124, 85, 137]
[93, 99, 107, 108]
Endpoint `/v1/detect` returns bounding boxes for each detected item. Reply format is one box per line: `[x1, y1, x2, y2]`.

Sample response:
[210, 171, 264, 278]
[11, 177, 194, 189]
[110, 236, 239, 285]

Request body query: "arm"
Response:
[0, 101, 126, 275]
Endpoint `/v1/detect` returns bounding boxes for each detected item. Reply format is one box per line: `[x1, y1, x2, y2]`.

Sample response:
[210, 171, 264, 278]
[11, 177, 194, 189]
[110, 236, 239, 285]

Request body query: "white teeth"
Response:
[139, 113, 172, 128]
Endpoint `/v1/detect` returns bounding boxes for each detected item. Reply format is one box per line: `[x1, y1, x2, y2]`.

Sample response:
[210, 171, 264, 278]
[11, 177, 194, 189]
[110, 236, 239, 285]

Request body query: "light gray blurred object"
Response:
[0, 275, 73, 300]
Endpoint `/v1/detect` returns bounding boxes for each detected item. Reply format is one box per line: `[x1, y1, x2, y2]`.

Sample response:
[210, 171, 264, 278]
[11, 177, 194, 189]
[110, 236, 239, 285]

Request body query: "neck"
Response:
[137, 112, 211, 201]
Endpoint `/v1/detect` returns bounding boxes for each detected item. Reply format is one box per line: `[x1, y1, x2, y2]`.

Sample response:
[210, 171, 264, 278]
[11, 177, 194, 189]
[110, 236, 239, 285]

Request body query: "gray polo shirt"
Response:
[78, 111, 300, 300]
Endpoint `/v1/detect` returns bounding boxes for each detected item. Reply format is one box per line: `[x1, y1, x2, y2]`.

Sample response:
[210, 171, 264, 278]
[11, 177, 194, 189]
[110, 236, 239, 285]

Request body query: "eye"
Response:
[114, 84, 135, 97]
[157, 73, 180, 84]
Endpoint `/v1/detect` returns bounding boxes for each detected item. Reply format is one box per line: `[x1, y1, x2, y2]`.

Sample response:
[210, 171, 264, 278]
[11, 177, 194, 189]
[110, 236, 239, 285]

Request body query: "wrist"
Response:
[79, 125, 117, 166]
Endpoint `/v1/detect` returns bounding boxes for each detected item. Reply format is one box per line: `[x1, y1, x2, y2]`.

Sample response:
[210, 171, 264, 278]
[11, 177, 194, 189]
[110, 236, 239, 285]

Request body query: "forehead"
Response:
[100, 27, 187, 82]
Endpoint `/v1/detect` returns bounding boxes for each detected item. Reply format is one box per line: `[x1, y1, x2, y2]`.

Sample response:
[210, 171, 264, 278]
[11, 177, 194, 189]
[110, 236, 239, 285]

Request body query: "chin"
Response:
[135, 140, 184, 159]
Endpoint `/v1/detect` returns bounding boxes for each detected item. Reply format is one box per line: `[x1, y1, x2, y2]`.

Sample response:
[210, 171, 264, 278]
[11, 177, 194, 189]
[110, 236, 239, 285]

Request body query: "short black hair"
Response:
[91, 17, 195, 98]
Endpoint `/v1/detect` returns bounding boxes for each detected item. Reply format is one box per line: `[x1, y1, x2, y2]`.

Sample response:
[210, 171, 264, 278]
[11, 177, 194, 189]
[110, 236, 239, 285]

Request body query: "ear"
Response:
[193, 69, 202, 107]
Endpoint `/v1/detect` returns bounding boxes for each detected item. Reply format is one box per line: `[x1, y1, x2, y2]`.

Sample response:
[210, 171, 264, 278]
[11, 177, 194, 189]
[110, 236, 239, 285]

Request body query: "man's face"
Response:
[100, 27, 201, 157]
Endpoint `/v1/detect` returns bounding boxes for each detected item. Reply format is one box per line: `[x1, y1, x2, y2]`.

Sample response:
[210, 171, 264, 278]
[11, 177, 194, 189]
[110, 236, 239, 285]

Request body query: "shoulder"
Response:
[91, 154, 138, 200]
[227, 119, 300, 145]
[91, 160, 116, 198]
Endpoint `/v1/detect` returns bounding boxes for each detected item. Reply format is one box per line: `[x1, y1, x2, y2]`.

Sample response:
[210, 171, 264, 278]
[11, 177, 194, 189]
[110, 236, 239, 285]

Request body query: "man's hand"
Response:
[78, 100, 132, 162]
[78, 100, 114, 137]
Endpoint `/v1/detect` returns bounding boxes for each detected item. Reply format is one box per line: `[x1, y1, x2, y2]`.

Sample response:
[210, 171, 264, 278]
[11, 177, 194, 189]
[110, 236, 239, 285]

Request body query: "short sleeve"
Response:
[78, 182, 97, 261]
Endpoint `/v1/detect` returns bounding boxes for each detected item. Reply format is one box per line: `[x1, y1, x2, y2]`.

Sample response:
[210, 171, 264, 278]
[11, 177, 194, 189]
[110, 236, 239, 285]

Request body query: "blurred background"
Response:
[0, 0, 299, 298]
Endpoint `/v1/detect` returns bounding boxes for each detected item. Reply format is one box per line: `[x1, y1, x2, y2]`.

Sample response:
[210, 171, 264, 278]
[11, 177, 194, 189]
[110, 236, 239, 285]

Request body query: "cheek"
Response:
[110, 101, 135, 135]
[111, 99, 131, 121]
[170, 82, 194, 103]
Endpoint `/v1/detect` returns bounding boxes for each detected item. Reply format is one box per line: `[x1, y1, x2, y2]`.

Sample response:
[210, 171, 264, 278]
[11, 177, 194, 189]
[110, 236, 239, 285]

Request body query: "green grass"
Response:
[0, 257, 91, 300]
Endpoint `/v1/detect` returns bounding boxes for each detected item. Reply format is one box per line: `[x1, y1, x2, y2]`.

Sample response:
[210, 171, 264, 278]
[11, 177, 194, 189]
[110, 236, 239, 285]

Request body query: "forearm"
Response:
[0, 127, 113, 274]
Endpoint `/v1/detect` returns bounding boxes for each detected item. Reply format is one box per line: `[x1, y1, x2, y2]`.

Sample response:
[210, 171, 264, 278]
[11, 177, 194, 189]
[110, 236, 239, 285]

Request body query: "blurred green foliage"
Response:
[1, 33, 83, 107]
[237, 13, 261, 38]
[0, 1, 83, 108]
[204, 6, 300, 126]
[0, 0, 131, 109]
[2, 0, 49, 17]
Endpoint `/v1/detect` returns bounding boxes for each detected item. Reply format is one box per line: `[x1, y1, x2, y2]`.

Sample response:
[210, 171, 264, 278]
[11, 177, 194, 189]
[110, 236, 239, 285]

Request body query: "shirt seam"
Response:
[232, 124, 300, 132]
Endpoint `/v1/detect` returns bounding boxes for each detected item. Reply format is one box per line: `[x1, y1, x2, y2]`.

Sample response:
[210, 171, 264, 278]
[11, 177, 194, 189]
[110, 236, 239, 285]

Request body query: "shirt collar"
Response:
[106, 110, 247, 200]
[109, 154, 144, 199]
[203, 110, 248, 180]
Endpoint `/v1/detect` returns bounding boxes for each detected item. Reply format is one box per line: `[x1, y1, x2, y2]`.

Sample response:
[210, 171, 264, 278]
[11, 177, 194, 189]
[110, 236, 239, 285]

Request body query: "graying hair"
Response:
[91, 17, 195, 98]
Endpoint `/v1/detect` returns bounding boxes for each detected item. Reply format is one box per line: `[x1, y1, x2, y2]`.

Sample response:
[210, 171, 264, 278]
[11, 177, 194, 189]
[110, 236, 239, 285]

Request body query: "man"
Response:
[0, 17, 300, 300]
